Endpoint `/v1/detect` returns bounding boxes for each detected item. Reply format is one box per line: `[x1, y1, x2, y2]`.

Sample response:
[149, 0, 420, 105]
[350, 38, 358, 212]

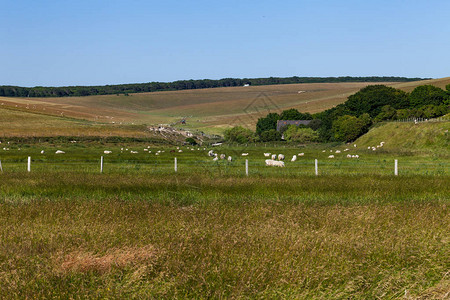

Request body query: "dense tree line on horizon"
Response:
[0, 76, 426, 98]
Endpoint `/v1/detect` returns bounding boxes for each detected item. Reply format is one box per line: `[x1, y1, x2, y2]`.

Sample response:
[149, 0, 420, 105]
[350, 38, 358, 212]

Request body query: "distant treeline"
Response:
[0, 76, 426, 98]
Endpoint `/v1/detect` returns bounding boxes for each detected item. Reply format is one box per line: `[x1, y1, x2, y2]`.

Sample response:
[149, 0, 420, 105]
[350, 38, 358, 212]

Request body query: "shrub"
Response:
[260, 129, 281, 142]
[224, 126, 256, 144]
[332, 115, 368, 142]
[284, 126, 319, 143]
[185, 137, 197, 145]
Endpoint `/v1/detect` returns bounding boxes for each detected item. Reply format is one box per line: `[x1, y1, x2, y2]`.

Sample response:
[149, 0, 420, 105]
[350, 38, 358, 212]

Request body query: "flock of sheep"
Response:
[1, 141, 387, 168]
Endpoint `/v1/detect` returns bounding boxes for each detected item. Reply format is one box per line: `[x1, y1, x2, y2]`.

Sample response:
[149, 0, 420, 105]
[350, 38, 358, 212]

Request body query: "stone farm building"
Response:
[276, 120, 312, 132]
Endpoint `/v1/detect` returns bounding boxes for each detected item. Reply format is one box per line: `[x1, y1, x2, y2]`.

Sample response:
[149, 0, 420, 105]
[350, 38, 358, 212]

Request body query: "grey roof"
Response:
[276, 120, 312, 131]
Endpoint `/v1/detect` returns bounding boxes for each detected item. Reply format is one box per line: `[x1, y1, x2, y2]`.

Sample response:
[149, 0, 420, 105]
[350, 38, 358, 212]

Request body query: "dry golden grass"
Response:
[55, 245, 158, 274]
[0, 81, 403, 134]
[1, 77, 449, 135]
[0, 107, 153, 137]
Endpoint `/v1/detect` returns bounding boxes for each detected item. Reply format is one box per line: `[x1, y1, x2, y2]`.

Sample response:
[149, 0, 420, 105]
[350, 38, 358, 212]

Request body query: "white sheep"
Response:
[335, 150, 341, 153]
[227, 156, 233, 162]
[178, 150, 183, 153]
[241, 153, 249, 156]
[55, 150, 65, 154]
[271, 154, 277, 160]
[328, 155, 334, 158]
[291, 155, 297, 162]
[220, 154, 226, 160]
[298, 153, 304, 156]
[278, 154, 285, 161]
[213, 156, 218, 161]
[104, 150, 112, 154]
[347, 154, 352, 158]
[265, 159, 285, 167]
[131, 151, 138, 154]
[264, 153, 271, 157]
[40, 150, 45, 154]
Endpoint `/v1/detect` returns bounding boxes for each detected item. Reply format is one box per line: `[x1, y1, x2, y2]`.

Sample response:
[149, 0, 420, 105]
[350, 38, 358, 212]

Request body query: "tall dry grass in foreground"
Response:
[0, 174, 448, 298]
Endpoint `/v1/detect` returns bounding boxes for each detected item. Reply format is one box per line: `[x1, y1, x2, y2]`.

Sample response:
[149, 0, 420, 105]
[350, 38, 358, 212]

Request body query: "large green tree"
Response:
[279, 109, 313, 120]
[255, 113, 280, 135]
[409, 85, 447, 107]
[345, 85, 409, 117]
[332, 115, 368, 142]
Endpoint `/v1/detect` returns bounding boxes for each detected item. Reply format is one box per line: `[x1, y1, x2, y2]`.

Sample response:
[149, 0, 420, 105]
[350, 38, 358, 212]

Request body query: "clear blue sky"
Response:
[1, 0, 449, 87]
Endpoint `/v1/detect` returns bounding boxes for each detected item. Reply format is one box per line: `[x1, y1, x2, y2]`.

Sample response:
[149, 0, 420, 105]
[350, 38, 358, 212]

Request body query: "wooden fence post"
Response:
[315, 159, 318, 176]
[100, 156, 104, 173]
[394, 159, 398, 176]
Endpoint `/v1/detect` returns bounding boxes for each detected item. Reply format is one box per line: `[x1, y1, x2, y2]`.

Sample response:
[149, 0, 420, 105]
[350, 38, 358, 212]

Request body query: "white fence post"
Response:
[245, 159, 248, 176]
[0, 160, 3, 173]
[27, 156, 31, 172]
[315, 159, 318, 176]
[100, 156, 104, 173]
[394, 159, 398, 176]
[174, 157, 177, 172]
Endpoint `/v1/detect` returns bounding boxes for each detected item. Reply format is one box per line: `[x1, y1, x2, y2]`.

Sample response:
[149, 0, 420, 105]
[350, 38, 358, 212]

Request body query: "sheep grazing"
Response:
[227, 156, 233, 162]
[264, 153, 271, 157]
[208, 150, 215, 157]
[298, 153, 304, 156]
[55, 150, 65, 154]
[347, 154, 352, 158]
[220, 154, 226, 160]
[354, 144, 357, 147]
[335, 150, 341, 153]
[40, 150, 45, 154]
[271, 154, 277, 160]
[241, 153, 249, 156]
[328, 155, 334, 158]
[178, 150, 183, 153]
[265, 159, 285, 167]
[103, 150, 112, 154]
[278, 154, 285, 161]
[144, 149, 148, 151]
[131, 151, 138, 154]
[344, 148, 349, 152]
[322, 150, 326, 153]
[291, 155, 297, 162]
[213, 156, 218, 161]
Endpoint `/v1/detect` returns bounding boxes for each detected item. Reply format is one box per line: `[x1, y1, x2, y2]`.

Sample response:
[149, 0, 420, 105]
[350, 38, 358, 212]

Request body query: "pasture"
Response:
[0, 140, 449, 298]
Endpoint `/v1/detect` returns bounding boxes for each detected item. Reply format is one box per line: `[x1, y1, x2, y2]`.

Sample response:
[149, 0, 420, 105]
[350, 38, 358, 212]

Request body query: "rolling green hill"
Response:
[354, 120, 450, 155]
[0, 77, 448, 136]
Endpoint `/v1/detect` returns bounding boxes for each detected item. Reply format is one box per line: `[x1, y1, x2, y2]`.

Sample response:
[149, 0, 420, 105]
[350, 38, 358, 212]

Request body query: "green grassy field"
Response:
[0, 138, 449, 298]
[0, 83, 449, 298]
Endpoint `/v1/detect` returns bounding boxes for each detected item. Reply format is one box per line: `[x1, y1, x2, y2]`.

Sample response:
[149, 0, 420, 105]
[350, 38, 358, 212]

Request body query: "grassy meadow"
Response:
[0, 138, 449, 298]
[0, 81, 449, 298]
